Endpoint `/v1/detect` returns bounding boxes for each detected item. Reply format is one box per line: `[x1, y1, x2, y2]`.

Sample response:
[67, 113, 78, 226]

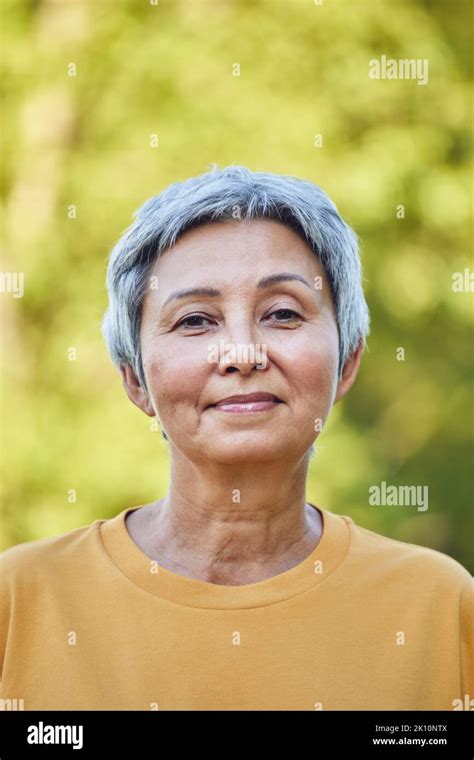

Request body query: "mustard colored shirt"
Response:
[0, 504, 472, 711]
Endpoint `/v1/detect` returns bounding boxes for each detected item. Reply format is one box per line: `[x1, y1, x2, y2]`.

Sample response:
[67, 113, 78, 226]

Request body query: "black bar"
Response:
[0, 710, 473, 757]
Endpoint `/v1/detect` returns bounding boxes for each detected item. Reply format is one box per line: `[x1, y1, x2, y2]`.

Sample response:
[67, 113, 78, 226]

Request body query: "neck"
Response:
[140, 450, 322, 585]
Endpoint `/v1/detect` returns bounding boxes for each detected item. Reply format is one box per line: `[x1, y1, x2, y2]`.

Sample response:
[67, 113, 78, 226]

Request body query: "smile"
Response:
[211, 400, 282, 413]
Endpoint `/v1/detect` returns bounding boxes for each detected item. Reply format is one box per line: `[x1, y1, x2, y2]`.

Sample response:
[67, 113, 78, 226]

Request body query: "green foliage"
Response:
[1, 0, 472, 571]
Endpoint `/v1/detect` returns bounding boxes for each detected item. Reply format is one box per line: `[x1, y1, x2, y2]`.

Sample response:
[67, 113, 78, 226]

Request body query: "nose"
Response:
[214, 317, 268, 376]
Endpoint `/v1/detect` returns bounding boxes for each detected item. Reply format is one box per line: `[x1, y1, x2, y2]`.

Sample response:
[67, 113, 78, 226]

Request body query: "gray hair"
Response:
[102, 164, 370, 396]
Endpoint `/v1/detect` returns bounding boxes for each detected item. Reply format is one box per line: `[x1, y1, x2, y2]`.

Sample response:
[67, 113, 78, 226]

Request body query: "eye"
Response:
[266, 308, 302, 323]
[176, 314, 213, 329]
[176, 309, 302, 330]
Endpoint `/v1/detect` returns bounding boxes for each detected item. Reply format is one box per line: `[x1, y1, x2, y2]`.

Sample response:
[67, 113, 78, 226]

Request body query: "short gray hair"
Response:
[102, 164, 370, 393]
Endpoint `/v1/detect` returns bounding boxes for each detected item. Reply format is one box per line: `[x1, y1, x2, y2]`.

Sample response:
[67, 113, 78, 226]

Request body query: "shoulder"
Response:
[0, 517, 104, 592]
[344, 514, 473, 593]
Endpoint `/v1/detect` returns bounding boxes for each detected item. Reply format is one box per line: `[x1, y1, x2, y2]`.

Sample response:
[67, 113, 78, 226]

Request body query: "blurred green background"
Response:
[1, 0, 472, 572]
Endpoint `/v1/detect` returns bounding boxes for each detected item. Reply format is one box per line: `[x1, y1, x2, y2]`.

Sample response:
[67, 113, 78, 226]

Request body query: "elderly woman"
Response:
[0, 165, 472, 712]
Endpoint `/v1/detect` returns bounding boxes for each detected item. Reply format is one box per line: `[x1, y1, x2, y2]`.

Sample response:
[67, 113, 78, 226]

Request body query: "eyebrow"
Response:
[162, 273, 314, 308]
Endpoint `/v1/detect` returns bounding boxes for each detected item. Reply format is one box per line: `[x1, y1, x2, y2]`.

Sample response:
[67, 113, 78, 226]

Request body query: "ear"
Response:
[333, 339, 364, 405]
[119, 364, 155, 417]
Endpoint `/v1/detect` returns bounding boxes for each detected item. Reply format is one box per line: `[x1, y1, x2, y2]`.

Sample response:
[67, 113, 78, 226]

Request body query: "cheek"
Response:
[143, 342, 209, 414]
[278, 338, 338, 440]
[285, 326, 339, 399]
[294, 360, 337, 422]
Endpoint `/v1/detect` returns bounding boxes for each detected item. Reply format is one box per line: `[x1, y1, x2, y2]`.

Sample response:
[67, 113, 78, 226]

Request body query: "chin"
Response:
[202, 434, 301, 464]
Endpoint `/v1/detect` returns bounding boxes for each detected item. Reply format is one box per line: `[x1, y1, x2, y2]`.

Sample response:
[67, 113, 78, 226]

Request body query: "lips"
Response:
[213, 392, 281, 407]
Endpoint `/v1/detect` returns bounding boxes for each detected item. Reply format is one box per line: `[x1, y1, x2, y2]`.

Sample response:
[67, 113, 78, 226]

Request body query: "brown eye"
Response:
[267, 309, 301, 322]
[177, 314, 213, 329]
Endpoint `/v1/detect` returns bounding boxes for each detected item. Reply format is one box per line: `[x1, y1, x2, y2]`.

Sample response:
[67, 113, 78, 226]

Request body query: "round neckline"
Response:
[98, 502, 351, 609]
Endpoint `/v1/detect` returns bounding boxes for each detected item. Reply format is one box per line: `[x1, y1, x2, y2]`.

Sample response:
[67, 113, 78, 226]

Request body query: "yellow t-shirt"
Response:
[0, 504, 472, 711]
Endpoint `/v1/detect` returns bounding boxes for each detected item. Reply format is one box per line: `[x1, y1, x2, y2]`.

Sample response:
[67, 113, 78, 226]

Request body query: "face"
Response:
[121, 218, 363, 464]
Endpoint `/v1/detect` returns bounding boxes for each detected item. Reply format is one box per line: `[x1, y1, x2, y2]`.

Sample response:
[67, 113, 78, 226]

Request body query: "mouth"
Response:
[208, 392, 283, 414]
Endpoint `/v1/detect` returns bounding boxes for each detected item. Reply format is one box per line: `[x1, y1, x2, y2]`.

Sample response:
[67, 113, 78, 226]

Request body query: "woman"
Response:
[0, 165, 472, 711]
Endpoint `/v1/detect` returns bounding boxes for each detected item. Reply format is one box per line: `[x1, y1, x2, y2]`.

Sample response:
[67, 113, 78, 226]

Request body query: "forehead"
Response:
[151, 218, 325, 282]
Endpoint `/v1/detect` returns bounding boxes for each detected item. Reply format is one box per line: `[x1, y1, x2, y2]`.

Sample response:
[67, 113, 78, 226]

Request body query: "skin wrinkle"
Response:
[120, 218, 363, 586]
